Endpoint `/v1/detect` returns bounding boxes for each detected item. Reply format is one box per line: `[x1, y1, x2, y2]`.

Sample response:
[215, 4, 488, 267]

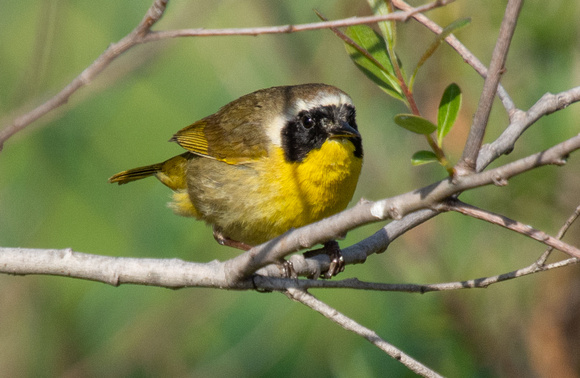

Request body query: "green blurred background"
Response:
[1, 1, 580, 376]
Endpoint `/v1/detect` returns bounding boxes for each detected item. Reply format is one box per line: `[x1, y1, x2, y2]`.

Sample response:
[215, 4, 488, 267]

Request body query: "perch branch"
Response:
[254, 257, 578, 292]
[2, 132, 579, 284]
[228, 132, 580, 281]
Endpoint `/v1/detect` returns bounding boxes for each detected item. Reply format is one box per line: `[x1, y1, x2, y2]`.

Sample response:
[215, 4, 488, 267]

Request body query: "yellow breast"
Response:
[237, 139, 362, 244]
[170, 138, 362, 246]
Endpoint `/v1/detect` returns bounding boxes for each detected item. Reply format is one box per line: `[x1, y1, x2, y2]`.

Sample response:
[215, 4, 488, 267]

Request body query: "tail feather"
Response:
[108, 163, 163, 185]
[108, 153, 190, 190]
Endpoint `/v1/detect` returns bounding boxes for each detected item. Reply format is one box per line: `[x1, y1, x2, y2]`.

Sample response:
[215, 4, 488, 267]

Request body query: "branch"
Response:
[477, 87, 580, 171]
[535, 204, 580, 265]
[0, 0, 453, 149]
[145, 0, 454, 40]
[5, 244, 575, 294]
[437, 199, 580, 259]
[392, 0, 516, 115]
[228, 132, 580, 281]
[457, 0, 523, 173]
[0, 0, 169, 150]
[3, 132, 579, 284]
[0, 247, 244, 289]
[285, 288, 443, 378]
[256, 203, 580, 292]
[252, 257, 579, 293]
[333, 86, 580, 274]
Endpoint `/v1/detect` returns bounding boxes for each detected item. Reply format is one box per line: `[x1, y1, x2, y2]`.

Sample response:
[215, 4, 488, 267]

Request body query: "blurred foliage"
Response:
[1, 0, 580, 376]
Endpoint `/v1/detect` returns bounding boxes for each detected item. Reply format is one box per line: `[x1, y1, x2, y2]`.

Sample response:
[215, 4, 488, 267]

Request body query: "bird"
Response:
[108, 83, 363, 277]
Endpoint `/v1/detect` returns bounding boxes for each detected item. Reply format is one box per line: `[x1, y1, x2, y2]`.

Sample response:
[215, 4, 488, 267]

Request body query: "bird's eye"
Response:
[301, 114, 314, 128]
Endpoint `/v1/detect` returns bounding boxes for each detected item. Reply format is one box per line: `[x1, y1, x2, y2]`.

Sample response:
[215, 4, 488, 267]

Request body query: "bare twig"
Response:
[0, 0, 169, 150]
[143, 0, 455, 40]
[256, 257, 579, 292]
[392, 0, 516, 115]
[535, 204, 580, 265]
[457, 0, 523, 174]
[0, 0, 453, 149]
[285, 288, 443, 378]
[477, 87, 580, 171]
[438, 199, 580, 259]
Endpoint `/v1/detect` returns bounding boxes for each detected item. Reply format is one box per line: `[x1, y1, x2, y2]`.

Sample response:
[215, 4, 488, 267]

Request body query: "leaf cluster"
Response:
[327, 1, 469, 173]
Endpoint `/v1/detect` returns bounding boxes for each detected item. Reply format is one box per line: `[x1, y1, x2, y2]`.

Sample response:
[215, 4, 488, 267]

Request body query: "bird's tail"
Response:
[108, 153, 190, 190]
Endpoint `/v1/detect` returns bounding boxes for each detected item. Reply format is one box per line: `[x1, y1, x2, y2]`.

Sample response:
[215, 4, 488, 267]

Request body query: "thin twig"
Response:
[0, 0, 453, 149]
[0, 0, 169, 150]
[457, 0, 523, 174]
[535, 204, 580, 266]
[438, 198, 580, 259]
[143, 0, 455, 40]
[477, 87, 580, 171]
[285, 288, 443, 378]
[253, 257, 579, 292]
[392, 0, 516, 115]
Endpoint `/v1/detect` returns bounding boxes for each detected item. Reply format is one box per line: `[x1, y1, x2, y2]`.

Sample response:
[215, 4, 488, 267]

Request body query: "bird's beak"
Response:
[328, 120, 360, 139]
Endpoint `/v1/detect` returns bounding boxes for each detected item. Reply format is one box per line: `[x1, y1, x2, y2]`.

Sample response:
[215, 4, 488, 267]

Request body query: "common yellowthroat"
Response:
[109, 84, 363, 261]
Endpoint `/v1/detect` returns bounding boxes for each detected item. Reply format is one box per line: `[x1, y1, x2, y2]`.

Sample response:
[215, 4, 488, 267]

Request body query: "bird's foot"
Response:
[304, 240, 345, 279]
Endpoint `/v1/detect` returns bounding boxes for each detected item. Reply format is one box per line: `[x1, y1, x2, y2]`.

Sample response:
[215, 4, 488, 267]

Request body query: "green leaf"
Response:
[409, 18, 471, 91]
[394, 114, 437, 134]
[344, 25, 404, 101]
[366, 0, 395, 49]
[437, 83, 462, 146]
[411, 150, 439, 166]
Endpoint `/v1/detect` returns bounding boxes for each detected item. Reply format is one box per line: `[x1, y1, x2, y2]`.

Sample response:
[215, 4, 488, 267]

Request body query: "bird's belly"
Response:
[182, 140, 362, 246]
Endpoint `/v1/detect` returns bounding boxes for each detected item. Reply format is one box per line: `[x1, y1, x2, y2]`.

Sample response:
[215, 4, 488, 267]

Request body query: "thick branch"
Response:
[228, 132, 580, 281]
[0, 247, 241, 288]
[3, 245, 576, 293]
[3, 131, 577, 284]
